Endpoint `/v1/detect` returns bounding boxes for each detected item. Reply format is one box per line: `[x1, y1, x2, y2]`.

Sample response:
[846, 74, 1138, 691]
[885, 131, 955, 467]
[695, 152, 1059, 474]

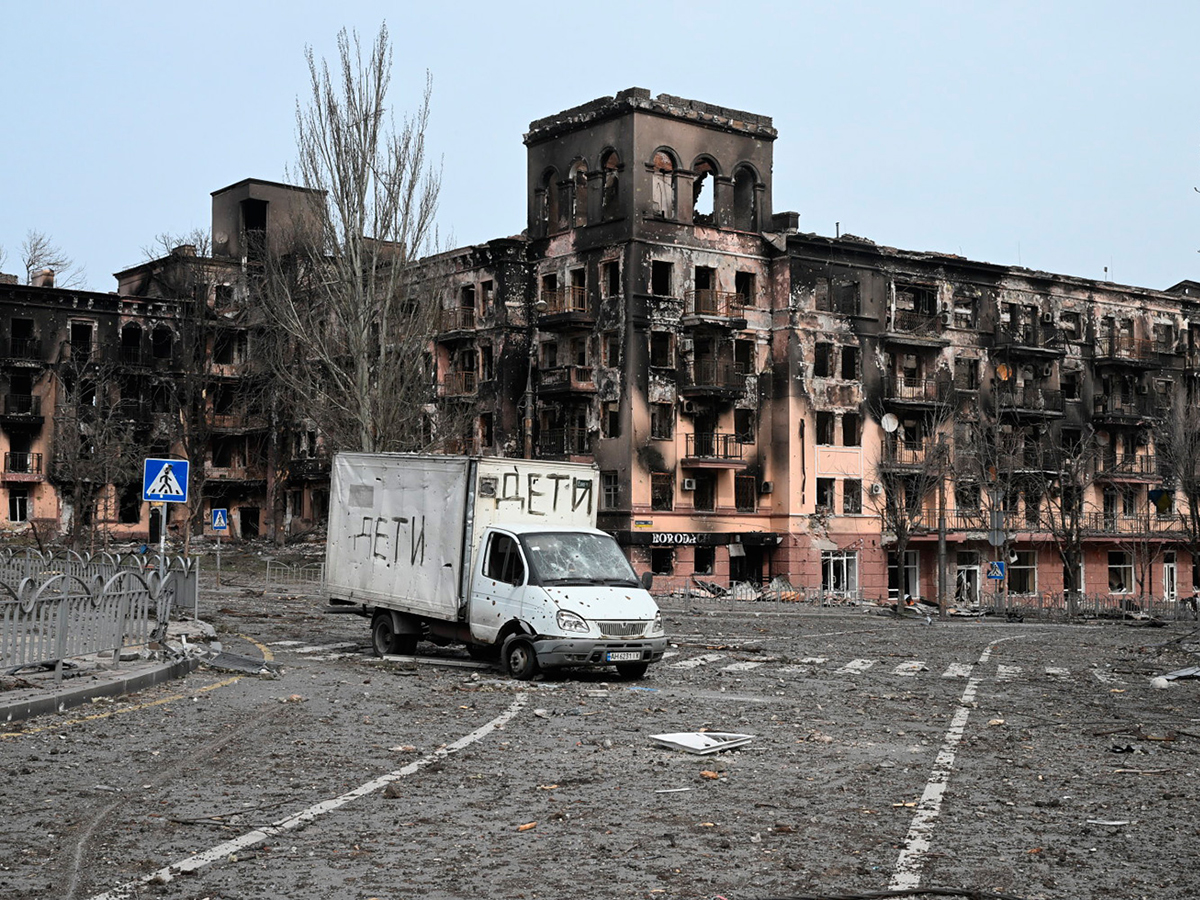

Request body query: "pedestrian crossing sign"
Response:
[211, 508, 228, 531]
[143, 458, 189, 503]
[987, 560, 1006, 580]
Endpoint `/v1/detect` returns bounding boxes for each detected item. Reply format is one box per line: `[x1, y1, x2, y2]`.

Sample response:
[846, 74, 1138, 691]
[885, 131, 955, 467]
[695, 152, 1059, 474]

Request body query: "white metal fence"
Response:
[265, 560, 325, 593]
[0, 549, 199, 677]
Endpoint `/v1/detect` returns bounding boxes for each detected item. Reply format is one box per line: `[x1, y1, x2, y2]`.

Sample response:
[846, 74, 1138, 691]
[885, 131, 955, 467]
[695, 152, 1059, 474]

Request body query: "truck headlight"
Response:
[556, 609, 590, 633]
[649, 612, 664, 636]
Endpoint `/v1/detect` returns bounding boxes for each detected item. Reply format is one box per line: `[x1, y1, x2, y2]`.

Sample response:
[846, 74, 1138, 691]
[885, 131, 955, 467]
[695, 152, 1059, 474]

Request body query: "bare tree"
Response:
[21, 228, 87, 288]
[261, 24, 444, 454]
[1158, 384, 1200, 576]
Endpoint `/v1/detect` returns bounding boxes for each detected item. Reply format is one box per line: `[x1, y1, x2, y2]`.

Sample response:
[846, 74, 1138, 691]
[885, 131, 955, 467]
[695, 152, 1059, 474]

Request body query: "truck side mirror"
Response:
[640, 571, 654, 590]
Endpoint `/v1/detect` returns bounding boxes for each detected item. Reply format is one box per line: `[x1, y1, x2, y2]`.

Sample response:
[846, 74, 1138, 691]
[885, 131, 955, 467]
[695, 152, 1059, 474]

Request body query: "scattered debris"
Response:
[654, 788, 692, 794]
[1086, 819, 1131, 826]
[201, 651, 282, 678]
[517, 822, 537, 832]
[649, 732, 754, 754]
[1160, 666, 1200, 681]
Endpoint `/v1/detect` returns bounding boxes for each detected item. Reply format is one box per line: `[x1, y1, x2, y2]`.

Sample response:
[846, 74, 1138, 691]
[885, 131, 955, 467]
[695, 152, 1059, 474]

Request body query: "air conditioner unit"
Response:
[1041, 311, 1055, 324]
[760, 481, 774, 495]
[940, 311, 953, 327]
[869, 483, 884, 496]
[1041, 364, 1054, 377]
[682, 478, 697, 491]
[1137, 383, 1149, 395]
[681, 400, 697, 414]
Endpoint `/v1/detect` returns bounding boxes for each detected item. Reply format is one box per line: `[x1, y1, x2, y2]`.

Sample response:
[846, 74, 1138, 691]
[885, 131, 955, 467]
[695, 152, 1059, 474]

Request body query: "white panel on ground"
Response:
[996, 665, 1021, 681]
[892, 661, 928, 677]
[836, 658, 874, 675]
[670, 652, 726, 669]
[942, 663, 972, 678]
[721, 661, 764, 672]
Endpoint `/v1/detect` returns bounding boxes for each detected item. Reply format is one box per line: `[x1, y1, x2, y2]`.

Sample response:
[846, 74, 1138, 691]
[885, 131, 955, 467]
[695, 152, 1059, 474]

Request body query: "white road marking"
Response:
[87, 695, 528, 900]
[1045, 667, 1070, 678]
[662, 650, 680, 660]
[889, 641, 996, 891]
[942, 663, 972, 679]
[670, 652, 726, 669]
[836, 658, 874, 675]
[269, 640, 303, 646]
[288, 642, 360, 654]
[779, 656, 828, 674]
[892, 661, 927, 677]
[721, 661, 764, 672]
[996, 665, 1021, 681]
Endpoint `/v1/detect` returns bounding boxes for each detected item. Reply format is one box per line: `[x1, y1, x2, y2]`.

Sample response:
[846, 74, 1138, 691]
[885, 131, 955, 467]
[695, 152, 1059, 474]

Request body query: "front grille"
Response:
[596, 620, 648, 638]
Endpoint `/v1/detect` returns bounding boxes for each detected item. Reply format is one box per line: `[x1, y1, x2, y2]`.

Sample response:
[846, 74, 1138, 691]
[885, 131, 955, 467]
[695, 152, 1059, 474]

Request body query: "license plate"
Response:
[606, 651, 641, 662]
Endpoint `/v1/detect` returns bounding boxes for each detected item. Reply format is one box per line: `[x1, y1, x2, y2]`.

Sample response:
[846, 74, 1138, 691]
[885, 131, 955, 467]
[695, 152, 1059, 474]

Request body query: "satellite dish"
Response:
[881, 413, 899, 433]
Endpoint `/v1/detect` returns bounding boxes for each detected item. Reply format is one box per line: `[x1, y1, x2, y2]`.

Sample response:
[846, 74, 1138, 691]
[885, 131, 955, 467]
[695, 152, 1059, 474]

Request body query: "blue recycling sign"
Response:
[211, 508, 229, 531]
[143, 458, 190, 503]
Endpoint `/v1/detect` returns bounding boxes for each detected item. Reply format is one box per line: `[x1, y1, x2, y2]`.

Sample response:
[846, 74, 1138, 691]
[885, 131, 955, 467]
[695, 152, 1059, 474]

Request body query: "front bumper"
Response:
[534, 636, 668, 669]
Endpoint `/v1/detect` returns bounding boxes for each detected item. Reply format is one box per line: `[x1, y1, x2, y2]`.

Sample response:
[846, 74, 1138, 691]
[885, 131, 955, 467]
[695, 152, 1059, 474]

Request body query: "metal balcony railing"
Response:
[685, 432, 744, 460]
[442, 371, 477, 396]
[539, 426, 591, 456]
[684, 290, 743, 318]
[3, 337, 42, 360]
[890, 310, 941, 335]
[882, 438, 927, 467]
[2, 394, 41, 416]
[538, 365, 595, 391]
[540, 286, 589, 315]
[1097, 454, 1159, 478]
[884, 375, 952, 404]
[994, 323, 1051, 348]
[118, 345, 145, 365]
[1096, 335, 1157, 362]
[440, 307, 476, 331]
[1093, 394, 1154, 418]
[4, 451, 42, 474]
[1084, 512, 1184, 536]
[996, 385, 1065, 413]
[689, 359, 743, 391]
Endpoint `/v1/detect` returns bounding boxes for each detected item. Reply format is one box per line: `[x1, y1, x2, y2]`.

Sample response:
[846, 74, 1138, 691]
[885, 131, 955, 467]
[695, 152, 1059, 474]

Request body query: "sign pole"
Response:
[216, 528, 222, 588]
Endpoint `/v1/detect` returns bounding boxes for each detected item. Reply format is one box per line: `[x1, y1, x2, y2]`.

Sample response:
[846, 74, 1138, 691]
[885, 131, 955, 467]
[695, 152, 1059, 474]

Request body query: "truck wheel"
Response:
[504, 638, 539, 680]
[616, 662, 649, 681]
[372, 614, 399, 657]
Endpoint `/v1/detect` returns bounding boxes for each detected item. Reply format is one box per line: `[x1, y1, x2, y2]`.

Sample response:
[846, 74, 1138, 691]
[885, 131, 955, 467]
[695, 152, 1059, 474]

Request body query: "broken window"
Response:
[842, 413, 861, 447]
[735, 475, 757, 512]
[650, 547, 675, 575]
[816, 478, 835, 511]
[481, 280, 495, 313]
[841, 346, 859, 380]
[1061, 369, 1080, 400]
[119, 483, 141, 524]
[692, 158, 717, 225]
[895, 282, 937, 317]
[541, 342, 558, 369]
[843, 479, 863, 514]
[651, 150, 676, 218]
[955, 481, 980, 511]
[832, 281, 860, 316]
[212, 384, 236, 415]
[813, 343, 833, 378]
[1060, 311, 1081, 340]
[734, 339, 754, 375]
[602, 402, 620, 438]
[729, 275, 755, 316]
[571, 160, 588, 228]
[649, 331, 672, 367]
[952, 295, 976, 329]
[732, 166, 757, 231]
[460, 284, 476, 315]
[569, 336, 587, 367]
[816, 412, 835, 446]
[954, 357, 979, 391]
[815, 277, 831, 312]
[540, 272, 558, 308]
[211, 435, 240, 468]
[569, 268, 586, 310]
[604, 332, 620, 366]
[601, 151, 620, 220]
[651, 472, 674, 511]
[651, 404, 674, 440]
[651, 260, 673, 297]
[70, 321, 93, 361]
[1009, 551, 1037, 594]
[822, 550, 858, 596]
[480, 345, 494, 382]
[601, 471, 620, 510]
[693, 472, 717, 511]
[694, 546, 714, 575]
[8, 487, 29, 523]
[601, 260, 620, 297]
[734, 409, 755, 444]
[539, 168, 559, 234]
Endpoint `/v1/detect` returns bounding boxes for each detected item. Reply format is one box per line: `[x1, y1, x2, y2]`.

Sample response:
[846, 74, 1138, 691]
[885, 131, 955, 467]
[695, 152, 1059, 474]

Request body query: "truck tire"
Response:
[616, 662, 649, 681]
[372, 613, 418, 657]
[504, 637, 539, 680]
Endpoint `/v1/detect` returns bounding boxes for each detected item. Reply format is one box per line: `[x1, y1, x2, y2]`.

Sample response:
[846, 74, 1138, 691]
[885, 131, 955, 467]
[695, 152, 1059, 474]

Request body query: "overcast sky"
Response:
[2, 1, 1197, 292]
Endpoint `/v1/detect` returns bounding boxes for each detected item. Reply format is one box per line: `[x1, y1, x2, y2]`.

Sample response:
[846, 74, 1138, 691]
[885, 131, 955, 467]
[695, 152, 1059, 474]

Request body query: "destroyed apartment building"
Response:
[4, 87, 1200, 607]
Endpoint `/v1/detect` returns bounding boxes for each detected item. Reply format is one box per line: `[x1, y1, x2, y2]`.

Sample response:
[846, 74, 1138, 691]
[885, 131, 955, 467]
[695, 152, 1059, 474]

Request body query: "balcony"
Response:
[2, 337, 43, 363]
[288, 455, 330, 480]
[996, 385, 1065, 417]
[682, 432, 746, 468]
[3, 451, 43, 483]
[681, 359, 745, 399]
[880, 438, 929, 469]
[539, 287, 593, 330]
[1092, 393, 1154, 423]
[210, 412, 269, 431]
[682, 290, 747, 327]
[438, 306, 476, 335]
[117, 345, 147, 367]
[994, 323, 1065, 358]
[441, 371, 477, 397]
[1096, 453, 1160, 481]
[538, 365, 596, 395]
[884, 375, 953, 407]
[884, 311, 948, 347]
[1083, 512, 1184, 537]
[1094, 335, 1158, 367]
[538, 426, 591, 458]
[1, 394, 43, 425]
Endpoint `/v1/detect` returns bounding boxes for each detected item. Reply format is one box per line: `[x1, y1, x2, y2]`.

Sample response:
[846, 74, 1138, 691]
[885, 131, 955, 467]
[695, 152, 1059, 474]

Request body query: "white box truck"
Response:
[324, 453, 667, 680]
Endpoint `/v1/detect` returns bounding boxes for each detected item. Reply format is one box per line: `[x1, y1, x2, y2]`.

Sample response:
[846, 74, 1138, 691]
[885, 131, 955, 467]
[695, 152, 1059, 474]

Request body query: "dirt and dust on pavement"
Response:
[2, 543, 1199, 900]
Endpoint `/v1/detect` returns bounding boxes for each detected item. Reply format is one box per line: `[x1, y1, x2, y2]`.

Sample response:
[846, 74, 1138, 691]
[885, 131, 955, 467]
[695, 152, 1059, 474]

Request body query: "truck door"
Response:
[470, 531, 527, 642]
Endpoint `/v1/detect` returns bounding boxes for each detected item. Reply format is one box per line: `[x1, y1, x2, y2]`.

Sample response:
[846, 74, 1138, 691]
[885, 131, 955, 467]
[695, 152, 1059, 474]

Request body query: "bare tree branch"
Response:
[21, 228, 87, 288]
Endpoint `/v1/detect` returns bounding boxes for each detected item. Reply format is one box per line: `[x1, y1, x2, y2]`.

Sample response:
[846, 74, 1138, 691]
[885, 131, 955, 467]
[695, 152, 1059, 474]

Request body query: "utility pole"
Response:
[937, 436, 947, 620]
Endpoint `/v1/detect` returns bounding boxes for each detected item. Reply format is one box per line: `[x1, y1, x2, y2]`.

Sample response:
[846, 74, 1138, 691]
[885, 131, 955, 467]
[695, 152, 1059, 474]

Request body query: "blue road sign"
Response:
[211, 508, 228, 531]
[987, 560, 1006, 580]
[143, 458, 190, 503]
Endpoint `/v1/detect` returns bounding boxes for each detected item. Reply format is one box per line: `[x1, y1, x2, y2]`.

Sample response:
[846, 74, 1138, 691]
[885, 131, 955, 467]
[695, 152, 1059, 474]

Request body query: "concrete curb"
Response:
[1, 656, 203, 725]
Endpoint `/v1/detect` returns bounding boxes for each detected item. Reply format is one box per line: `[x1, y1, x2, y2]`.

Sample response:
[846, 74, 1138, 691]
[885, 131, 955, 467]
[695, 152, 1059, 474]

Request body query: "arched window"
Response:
[570, 160, 589, 228]
[600, 150, 621, 220]
[539, 168, 559, 234]
[733, 165, 758, 231]
[650, 150, 676, 218]
[692, 157, 718, 225]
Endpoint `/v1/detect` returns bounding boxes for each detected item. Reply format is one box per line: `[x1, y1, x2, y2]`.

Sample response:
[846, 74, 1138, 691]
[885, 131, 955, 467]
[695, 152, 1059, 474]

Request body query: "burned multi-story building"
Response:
[5, 87, 1200, 610]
